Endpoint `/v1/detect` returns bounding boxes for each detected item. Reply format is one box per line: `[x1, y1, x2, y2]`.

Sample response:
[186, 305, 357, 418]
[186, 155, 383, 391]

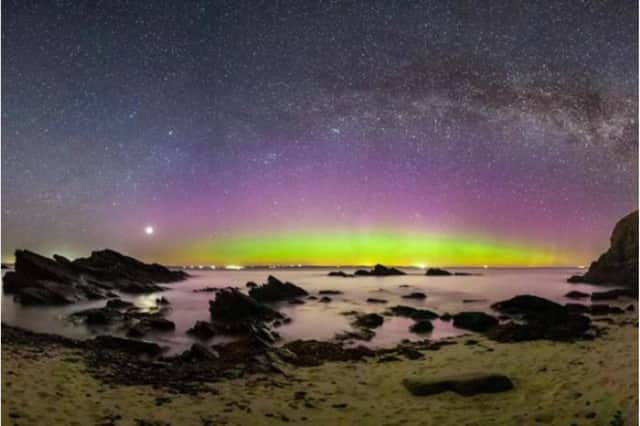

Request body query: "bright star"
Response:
[144, 225, 154, 236]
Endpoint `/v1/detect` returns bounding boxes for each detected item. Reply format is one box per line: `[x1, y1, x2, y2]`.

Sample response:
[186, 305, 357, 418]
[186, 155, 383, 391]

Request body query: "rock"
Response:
[328, 271, 354, 277]
[398, 347, 423, 360]
[106, 299, 134, 309]
[192, 287, 218, 293]
[565, 303, 590, 314]
[387, 305, 438, 320]
[288, 298, 305, 305]
[155, 297, 170, 305]
[248, 276, 308, 302]
[335, 328, 375, 341]
[409, 320, 434, 334]
[319, 296, 332, 303]
[209, 288, 282, 322]
[246, 281, 257, 288]
[187, 321, 217, 339]
[126, 323, 150, 338]
[462, 299, 486, 303]
[567, 210, 638, 290]
[353, 313, 384, 329]
[627, 304, 635, 312]
[402, 292, 427, 300]
[71, 307, 123, 325]
[487, 314, 591, 342]
[366, 298, 388, 304]
[589, 304, 625, 315]
[452, 312, 499, 332]
[590, 288, 636, 300]
[403, 373, 513, 396]
[353, 264, 406, 276]
[181, 343, 220, 361]
[280, 340, 375, 366]
[440, 313, 453, 321]
[2, 249, 187, 305]
[565, 291, 590, 299]
[318, 290, 342, 295]
[92, 335, 163, 356]
[491, 295, 566, 320]
[143, 317, 175, 331]
[425, 268, 452, 276]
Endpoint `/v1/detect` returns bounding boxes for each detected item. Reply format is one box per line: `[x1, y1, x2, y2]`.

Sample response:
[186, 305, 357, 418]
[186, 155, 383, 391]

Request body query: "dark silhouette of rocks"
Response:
[328, 271, 354, 277]
[209, 288, 282, 322]
[318, 290, 342, 295]
[279, 340, 375, 367]
[402, 292, 427, 300]
[488, 295, 592, 342]
[565, 290, 590, 299]
[353, 264, 406, 276]
[93, 335, 163, 356]
[409, 320, 434, 334]
[387, 305, 439, 320]
[567, 210, 638, 291]
[590, 288, 636, 300]
[425, 268, 452, 276]
[2, 249, 187, 305]
[248, 275, 308, 302]
[187, 321, 217, 339]
[452, 312, 499, 332]
[366, 298, 388, 304]
[403, 373, 513, 396]
[353, 313, 384, 329]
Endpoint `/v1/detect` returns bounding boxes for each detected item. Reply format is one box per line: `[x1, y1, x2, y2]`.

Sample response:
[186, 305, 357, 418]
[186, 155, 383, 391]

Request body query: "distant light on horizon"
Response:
[224, 265, 244, 270]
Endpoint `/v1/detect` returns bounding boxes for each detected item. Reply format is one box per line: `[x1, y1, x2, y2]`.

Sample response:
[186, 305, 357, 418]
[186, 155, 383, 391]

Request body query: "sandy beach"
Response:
[2, 313, 637, 426]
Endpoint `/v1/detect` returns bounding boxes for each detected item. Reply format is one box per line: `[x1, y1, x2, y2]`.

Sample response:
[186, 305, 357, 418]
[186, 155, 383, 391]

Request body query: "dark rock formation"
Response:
[403, 373, 513, 396]
[3, 249, 187, 305]
[366, 298, 388, 304]
[279, 340, 375, 366]
[319, 296, 332, 303]
[318, 290, 342, 295]
[565, 290, 590, 299]
[425, 268, 452, 276]
[353, 313, 384, 329]
[409, 320, 434, 334]
[328, 271, 354, 277]
[387, 305, 439, 320]
[209, 288, 282, 322]
[71, 307, 123, 325]
[452, 312, 499, 332]
[248, 276, 308, 302]
[353, 264, 406, 276]
[186, 321, 217, 339]
[402, 292, 427, 300]
[489, 295, 592, 342]
[590, 288, 636, 300]
[105, 299, 135, 309]
[93, 335, 163, 356]
[589, 304, 625, 315]
[567, 210, 638, 290]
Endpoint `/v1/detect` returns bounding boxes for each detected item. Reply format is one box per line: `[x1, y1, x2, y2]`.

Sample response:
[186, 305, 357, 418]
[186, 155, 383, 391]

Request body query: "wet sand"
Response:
[2, 314, 637, 426]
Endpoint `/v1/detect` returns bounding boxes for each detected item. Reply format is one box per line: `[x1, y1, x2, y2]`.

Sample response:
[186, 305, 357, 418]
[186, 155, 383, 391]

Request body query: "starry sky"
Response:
[2, 1, 638, 267]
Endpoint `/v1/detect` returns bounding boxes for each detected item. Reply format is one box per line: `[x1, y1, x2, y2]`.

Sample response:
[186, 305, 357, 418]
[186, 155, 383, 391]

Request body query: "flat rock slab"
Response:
[403, 373, 514, 396]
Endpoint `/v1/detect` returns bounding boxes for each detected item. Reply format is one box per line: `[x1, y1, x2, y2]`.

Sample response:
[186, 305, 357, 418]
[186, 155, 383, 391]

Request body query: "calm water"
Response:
[1, 267, 625, 355]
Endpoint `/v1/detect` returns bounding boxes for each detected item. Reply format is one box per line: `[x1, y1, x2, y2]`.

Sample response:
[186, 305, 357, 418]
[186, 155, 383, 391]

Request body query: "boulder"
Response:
[452, 312, 499, 332]
[92, 335, 163, 356]
[2, 249, 187, 305]
[491, 295, 566, 320]
[567, 210, 638, 290]
[590, 289, 636, 301]
[71, 307, 123, 325]
[187, 321, 217, 339]
[409, 320, 434, 334]
[181, 343, 220, 362]
[106, 299, 135, 309]
[280, 340, 375, 366]
[402, 292, 427, 300]
[354, 264, 406, 276]
[565, 291, 590, 299]
[353, 313, 384, 329]
[209, 288, 282, 322]
[589, 304, 625, 315]
[142, 317, 175, 331]
[403, 373, 513, 396]
[387, 305, 439, 320]
[318, 290, 342, 295]
[328, 271, 354, 277]
[319, 296, 332, 303]
[425, 268, 452, 276]
[366, 298, 388, 304]
[248, 276, 308, 302]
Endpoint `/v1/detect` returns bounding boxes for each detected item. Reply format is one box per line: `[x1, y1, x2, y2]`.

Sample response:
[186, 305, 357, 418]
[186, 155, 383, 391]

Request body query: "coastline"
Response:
[2, 314, 637, 425]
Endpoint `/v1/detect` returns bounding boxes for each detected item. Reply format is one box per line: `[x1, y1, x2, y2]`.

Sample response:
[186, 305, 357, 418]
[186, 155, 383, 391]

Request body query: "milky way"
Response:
[2, 1, 637, 266]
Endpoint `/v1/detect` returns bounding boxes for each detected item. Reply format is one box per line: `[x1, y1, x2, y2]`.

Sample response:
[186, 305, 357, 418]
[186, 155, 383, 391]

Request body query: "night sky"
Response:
[2, 1, 637, 266]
